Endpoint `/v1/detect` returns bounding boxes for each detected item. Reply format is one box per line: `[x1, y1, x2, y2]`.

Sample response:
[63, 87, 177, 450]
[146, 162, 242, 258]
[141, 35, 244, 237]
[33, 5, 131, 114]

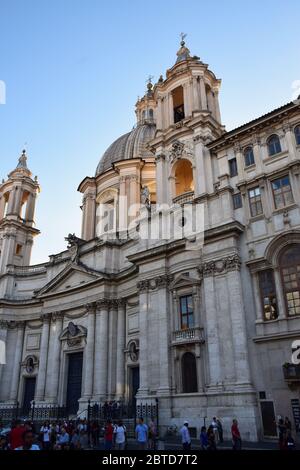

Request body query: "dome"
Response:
[96, 122, 156, 175]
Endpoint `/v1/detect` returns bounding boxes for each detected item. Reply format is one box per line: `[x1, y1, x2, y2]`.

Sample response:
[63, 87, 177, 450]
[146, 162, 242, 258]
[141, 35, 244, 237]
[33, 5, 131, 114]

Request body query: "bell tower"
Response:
[0, 150, 40, 272]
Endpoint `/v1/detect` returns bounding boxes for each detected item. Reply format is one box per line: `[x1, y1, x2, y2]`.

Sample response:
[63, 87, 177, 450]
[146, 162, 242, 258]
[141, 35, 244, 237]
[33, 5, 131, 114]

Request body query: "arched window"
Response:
[294, 125, 300, 145]
[244, 146, 255, 167]
[149, 108, 154, 120]
[174, 159, 194, 197]
[267, 135, 281, 156]
[280, 244, 300, 316]
[182, 352, 198, 393]
[96, 189, 118, 236]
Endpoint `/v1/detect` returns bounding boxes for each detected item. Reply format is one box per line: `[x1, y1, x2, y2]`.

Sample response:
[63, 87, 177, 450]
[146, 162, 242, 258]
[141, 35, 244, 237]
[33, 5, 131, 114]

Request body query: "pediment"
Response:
[169, 273, 201, 290]
[35, 263, 103, 297]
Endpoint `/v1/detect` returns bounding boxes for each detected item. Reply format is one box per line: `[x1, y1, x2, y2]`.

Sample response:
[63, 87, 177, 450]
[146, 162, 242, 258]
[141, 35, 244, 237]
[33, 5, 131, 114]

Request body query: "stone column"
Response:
[252, 135, 263, 173]
[192, 77, 200, 111]
[199, 76, 207, 110]
[0, 195, 5, 220]
[0, 321, 8, 385]
[227, 266, 252, 387]
[47, 312, 64, 402]
[183, 83, 190, 117]
[83, 192, 96, 240]
[107, 301, 118, 399]
[115, 299, 126, 399]
[136, 287, 149, 396]
[157, 281, 171, 395]
[202, 272, 222, 387]
[25, 193, 36, 223]
[283, 124, 297, 160]
[194, 141, 207, 197]
[35, 313, 51, 402]
[156, 96, 163, 130]
[213, 89, 221, 123]
[82, 303, 95, 399]
[168, 93, 174, 127]
[9, 322, 25, 402]
[118, 175, 127, 233]
[93, 300, 109, 401]
[273, 267, 286, 319]
[13, 186, 22, 215]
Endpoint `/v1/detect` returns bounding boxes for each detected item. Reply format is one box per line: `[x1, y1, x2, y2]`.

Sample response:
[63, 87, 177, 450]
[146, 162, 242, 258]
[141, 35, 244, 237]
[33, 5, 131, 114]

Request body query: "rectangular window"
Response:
[232, 193, 242, 209]
[229, 158, 238, 177]
[179, 295, 194, 329]
[271, 176, 294, 209]
[248, 186, 263, 217]
[258, 270, 278, 321]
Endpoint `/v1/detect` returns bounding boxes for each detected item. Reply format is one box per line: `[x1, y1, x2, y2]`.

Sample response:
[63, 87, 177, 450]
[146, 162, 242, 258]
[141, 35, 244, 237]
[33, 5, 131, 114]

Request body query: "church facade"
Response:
[1, 40, 300, 441]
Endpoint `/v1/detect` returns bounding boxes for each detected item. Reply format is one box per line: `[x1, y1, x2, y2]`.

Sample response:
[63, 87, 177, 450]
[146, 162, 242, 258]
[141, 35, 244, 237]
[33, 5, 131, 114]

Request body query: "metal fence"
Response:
[0, 402, 68, 425]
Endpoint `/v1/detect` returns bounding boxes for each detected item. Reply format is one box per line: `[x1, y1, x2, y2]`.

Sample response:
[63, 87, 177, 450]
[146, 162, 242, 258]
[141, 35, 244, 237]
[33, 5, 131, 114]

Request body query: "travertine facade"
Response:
[1, 40, 300, 441]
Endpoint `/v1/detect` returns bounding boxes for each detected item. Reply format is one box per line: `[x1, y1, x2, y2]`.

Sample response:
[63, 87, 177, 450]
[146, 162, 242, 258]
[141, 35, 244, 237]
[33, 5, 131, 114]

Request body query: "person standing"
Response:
[15, 430, 40, 450]
[104, 419, 114, 450]
[200, 426, 208, 450]
[148, 420, 157, 450]
[135, 418, 148, 450]
[179, 421, 191, 451]
[277, 418, 287, 450]
[9, 420, 25, 450]
[207, 425, 217, 450]
[211, 417, 219, 444]
[216, 418, 223, 443]
[231, 419, 242, 450]
[113, 420, 127, 450]
[40, 421, 51, 450]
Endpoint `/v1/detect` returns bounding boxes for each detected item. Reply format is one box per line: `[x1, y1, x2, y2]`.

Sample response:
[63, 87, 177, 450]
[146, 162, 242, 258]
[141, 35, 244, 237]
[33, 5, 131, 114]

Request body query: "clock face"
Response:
[67, 322, 77, 337]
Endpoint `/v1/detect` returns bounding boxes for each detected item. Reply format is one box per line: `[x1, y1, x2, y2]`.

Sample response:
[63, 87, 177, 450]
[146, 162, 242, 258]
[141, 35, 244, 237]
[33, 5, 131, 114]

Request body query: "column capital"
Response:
[52, 311, 64, 321]
[96, 298, 110, 310]
[40, 312, 52, 323]
[85, 302, 96, 313]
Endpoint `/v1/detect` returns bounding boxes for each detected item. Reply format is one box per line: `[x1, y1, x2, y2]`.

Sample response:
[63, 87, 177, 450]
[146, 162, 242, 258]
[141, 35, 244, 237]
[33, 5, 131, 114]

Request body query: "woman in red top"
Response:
[231, 419, 242, 450]
[9, 420, 25, 450]
[104, 419, 114, 450]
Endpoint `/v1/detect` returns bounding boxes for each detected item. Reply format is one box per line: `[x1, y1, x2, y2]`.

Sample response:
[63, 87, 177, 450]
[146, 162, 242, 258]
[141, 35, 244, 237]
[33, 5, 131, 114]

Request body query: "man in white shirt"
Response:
[113, 420, 127, 450]
[179, 421, 191, 450]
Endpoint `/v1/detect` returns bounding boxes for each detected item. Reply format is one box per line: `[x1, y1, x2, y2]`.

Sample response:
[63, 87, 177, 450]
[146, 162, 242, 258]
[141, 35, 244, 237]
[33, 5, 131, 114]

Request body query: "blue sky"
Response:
[0, 0, 299, 264]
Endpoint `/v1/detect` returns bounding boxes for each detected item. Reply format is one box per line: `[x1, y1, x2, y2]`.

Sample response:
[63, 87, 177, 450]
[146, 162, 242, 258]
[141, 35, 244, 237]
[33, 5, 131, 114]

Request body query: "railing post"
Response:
[155, 398, 159, 435]
[15, 401, 19, 420]
[31, 400, 35, 422]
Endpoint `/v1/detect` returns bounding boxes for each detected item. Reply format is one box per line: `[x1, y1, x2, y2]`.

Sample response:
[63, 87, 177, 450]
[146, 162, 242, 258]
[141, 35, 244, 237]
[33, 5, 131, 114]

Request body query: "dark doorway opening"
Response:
[22, 377, 36, 414]
[66, 352, 83, 415]
[260, 400, 277, 436]
[130, 367, 140, 409]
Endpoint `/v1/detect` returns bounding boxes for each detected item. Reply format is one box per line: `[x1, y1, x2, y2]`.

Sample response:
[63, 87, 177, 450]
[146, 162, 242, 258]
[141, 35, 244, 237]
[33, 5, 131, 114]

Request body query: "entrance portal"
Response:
[66, 352, 83, 415]
[130, 367, 140, 408]
[23, 377, 36, 414]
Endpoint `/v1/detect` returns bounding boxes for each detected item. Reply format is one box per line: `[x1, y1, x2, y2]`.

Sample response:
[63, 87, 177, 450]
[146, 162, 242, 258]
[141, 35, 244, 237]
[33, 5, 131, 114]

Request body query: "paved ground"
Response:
[95, 437, 281, 451]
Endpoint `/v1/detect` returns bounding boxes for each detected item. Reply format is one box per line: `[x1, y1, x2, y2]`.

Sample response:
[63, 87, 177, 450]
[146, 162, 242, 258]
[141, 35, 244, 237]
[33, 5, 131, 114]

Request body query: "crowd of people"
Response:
[0, 416, 157, 451]
[0, 414, 297, 451]
[179, 416, 297, 451]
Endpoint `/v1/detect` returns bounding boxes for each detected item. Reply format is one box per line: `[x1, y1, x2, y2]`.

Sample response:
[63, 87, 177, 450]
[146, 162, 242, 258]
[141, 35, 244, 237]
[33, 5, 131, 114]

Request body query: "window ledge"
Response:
[249, 214, 265, 223]
[272, 203, 298, 215]
[244, 164, 256, 171]
[263, 152, 288, 165]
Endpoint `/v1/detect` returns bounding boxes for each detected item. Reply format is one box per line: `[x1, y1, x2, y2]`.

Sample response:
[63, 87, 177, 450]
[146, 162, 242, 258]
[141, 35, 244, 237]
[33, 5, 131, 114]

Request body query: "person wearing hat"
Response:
[180, 421, 191, 450]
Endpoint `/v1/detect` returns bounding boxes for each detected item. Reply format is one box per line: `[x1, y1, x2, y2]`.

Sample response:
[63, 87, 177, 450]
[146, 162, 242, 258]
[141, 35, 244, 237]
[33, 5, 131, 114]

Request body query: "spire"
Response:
[176, 32, 191, 63]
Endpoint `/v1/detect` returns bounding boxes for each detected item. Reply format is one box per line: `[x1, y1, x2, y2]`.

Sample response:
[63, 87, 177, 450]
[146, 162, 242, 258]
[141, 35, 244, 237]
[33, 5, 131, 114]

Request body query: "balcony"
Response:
[172, 327, 205, 346]
[172, 191, 194, 205]
[283, 363, 300, 382]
